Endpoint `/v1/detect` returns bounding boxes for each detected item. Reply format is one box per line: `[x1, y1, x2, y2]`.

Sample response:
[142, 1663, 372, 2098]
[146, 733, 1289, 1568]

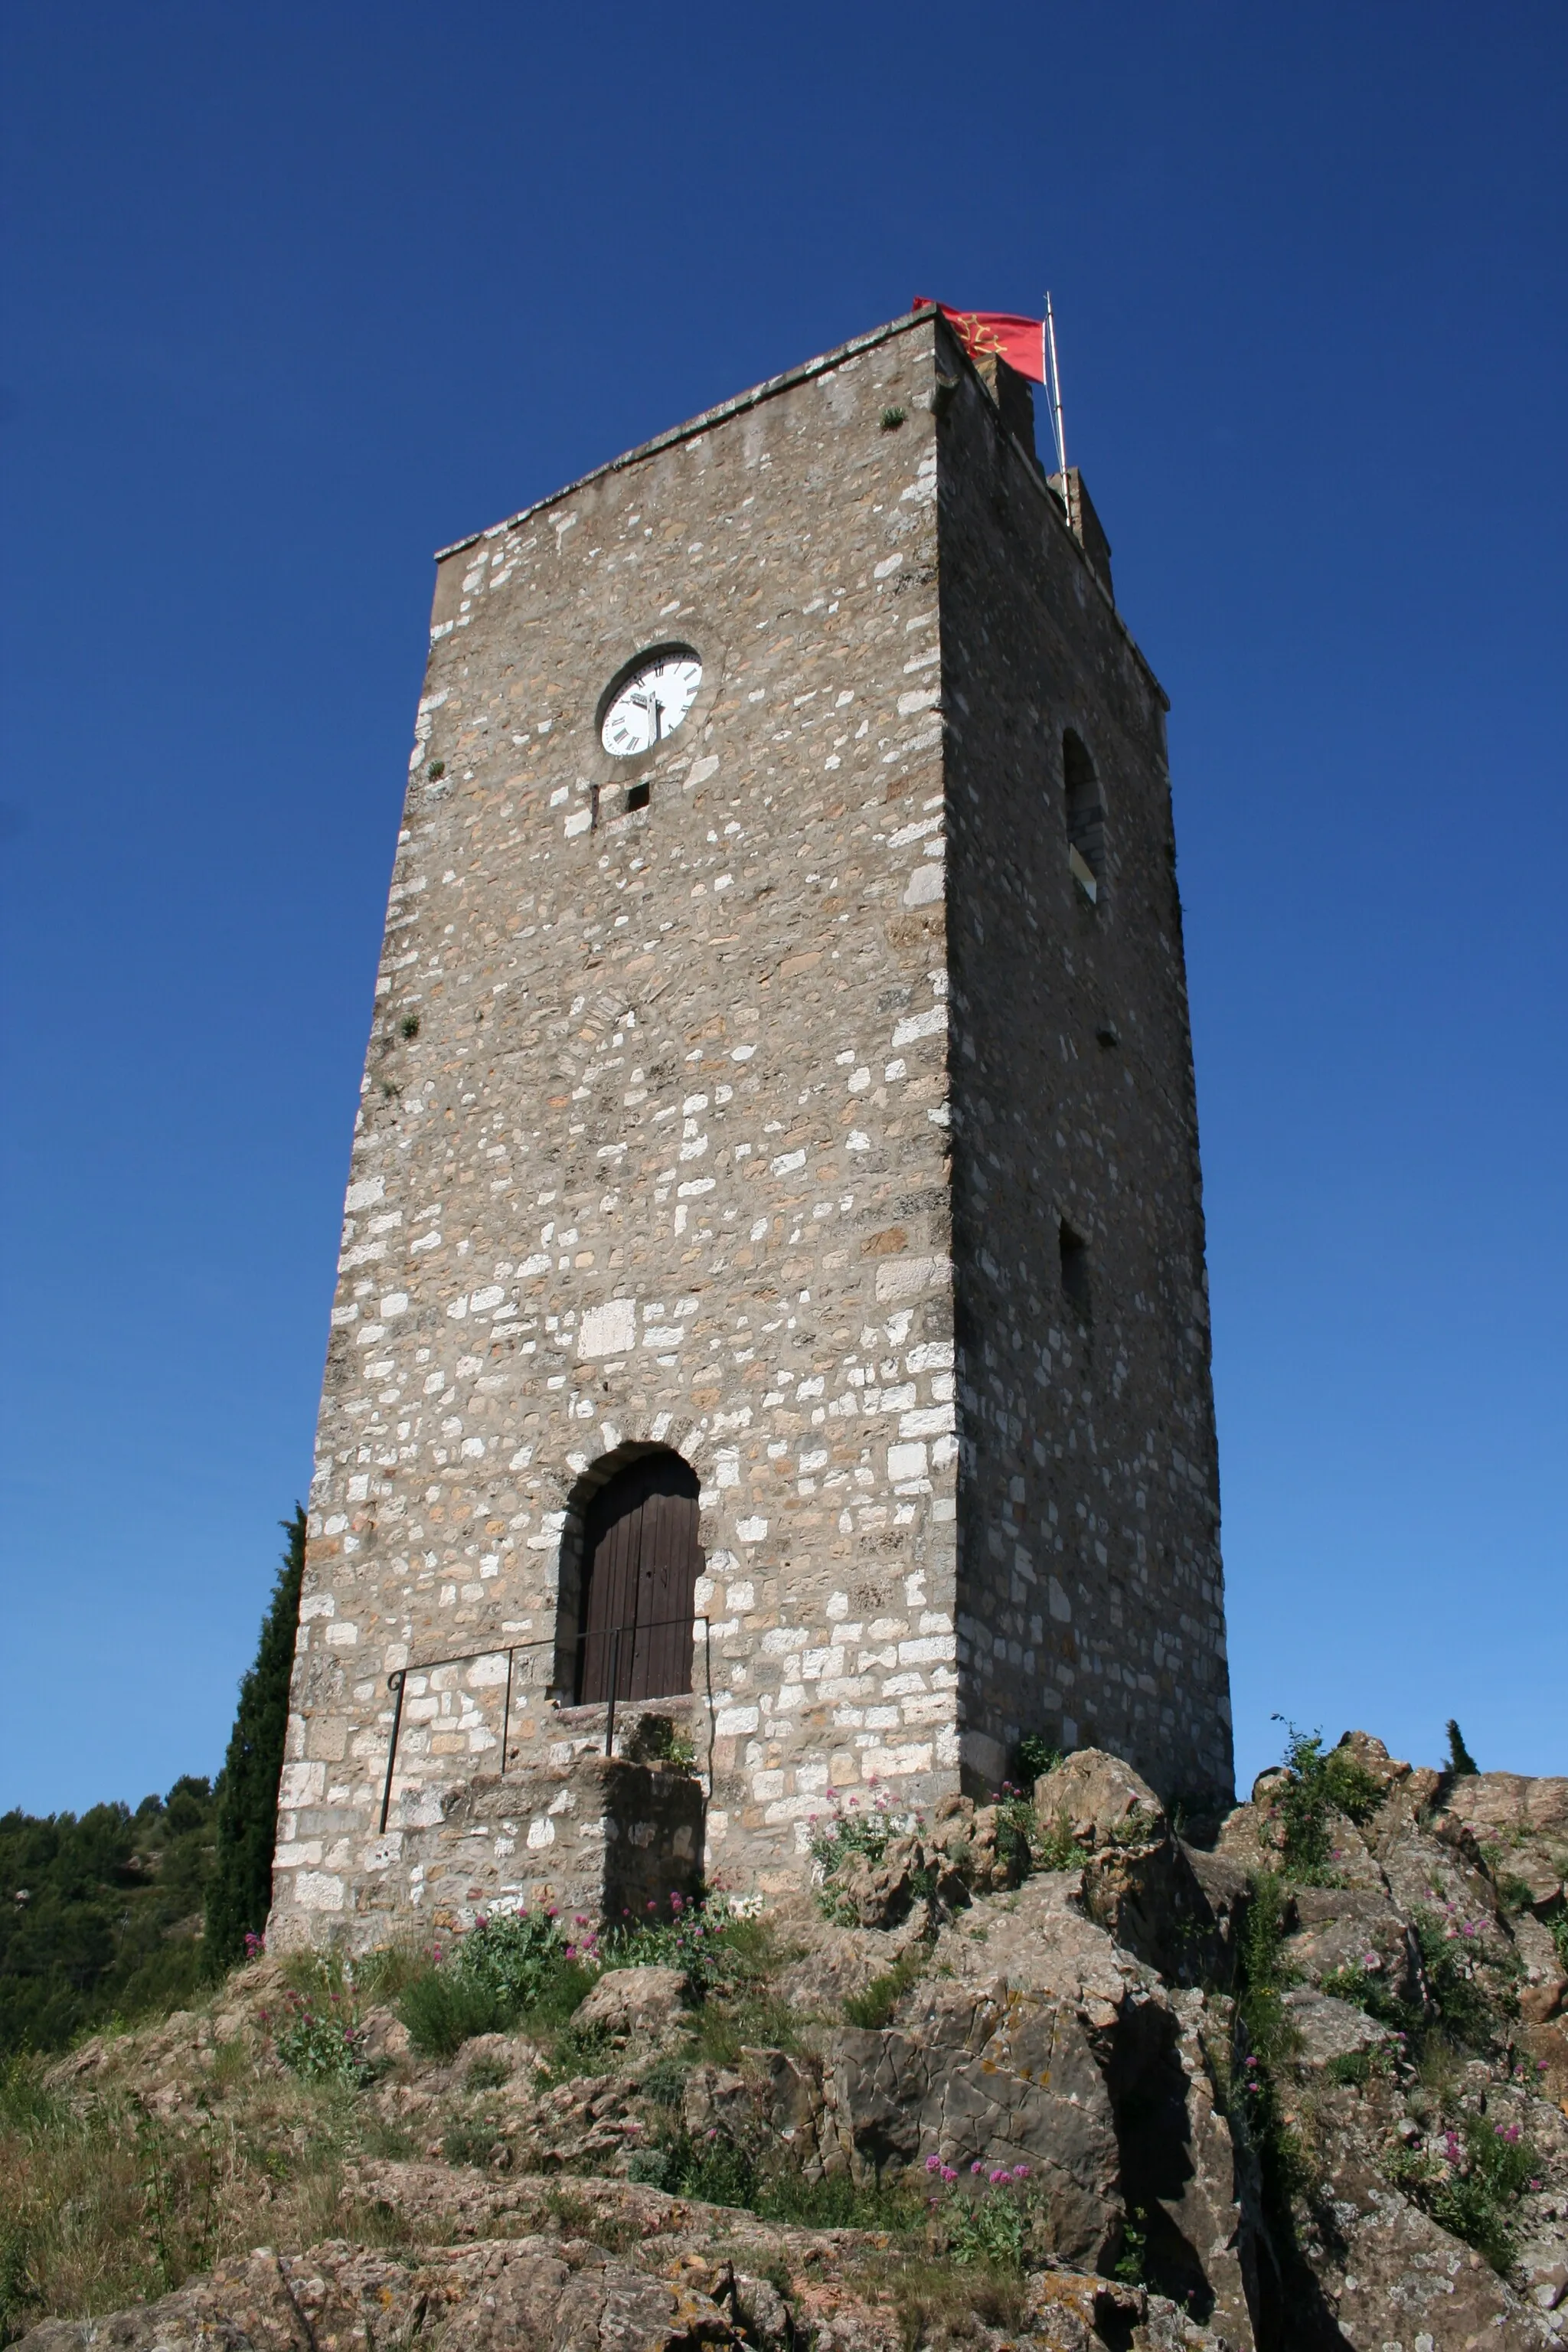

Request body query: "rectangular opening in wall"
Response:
[626, 780, 651, 813]
[1060, 1221, 1090, 1320]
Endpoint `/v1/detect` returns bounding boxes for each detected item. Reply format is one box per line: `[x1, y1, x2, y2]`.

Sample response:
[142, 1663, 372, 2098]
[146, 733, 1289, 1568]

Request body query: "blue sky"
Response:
[2, 3, 1563, 1816]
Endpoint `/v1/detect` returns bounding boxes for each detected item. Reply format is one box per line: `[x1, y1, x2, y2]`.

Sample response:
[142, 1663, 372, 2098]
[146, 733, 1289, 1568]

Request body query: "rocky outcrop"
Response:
[1032, 1752, 1227, 1984]
[23, 1733, 1568, 2352]
[15, 2236, 748, 2352]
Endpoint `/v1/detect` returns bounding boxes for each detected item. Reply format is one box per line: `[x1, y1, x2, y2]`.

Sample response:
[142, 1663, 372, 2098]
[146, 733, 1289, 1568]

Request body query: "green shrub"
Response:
[395, 1906, 599, 2059]
[1445, 1720, 1479, 1778]
[1270, 1724, 1385, 1881]
[1411, 1910, 1511, 2050]
[457, 1910, 596, 2022]
[604, 1892, 772, 1999]
[1231, 1873, 1307, 2216]
[844, 1942, 926, 2029]
[442, 2115, 503, 2167]
[1390, 2115, 1541, 2272]
[1112, 2208, 1148, 2284]
[627, 2123, 758, 2206]
[1010, 1735, 1063, 1788]
[629, 2122, 923, 2232]
[267, 1987, 371, 2086]
[397, 1968, 505, 2061]
[639, 2051, 691, 2108]
[808, 1796, 901, 1922]
[1027, 1811, 1088, 1874]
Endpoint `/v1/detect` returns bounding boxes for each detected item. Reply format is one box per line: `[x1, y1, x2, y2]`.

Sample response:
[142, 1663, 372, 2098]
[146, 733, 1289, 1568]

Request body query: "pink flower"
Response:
[926, 2154, 942, 2173]
[940, 2165, 958, 2184]
[1011, 2165, 1030, 2180]
[971, 2159, 985, 2174]
[988, 2168, 1010, 2185]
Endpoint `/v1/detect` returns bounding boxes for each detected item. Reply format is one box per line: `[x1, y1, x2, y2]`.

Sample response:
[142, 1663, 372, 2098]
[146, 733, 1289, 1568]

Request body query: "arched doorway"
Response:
[573, 1451, 703, 1704]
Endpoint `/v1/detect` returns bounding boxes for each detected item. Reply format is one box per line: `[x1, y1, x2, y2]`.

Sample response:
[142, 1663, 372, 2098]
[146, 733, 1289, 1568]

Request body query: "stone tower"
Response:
[269, 309, 1233, 1949]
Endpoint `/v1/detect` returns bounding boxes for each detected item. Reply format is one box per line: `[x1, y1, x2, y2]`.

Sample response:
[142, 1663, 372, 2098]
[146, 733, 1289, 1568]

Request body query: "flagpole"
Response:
[1044, 292, 1067, 479]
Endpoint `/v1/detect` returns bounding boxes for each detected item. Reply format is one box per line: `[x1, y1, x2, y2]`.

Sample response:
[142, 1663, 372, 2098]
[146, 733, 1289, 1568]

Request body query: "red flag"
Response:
[912, 298, 1046, 385]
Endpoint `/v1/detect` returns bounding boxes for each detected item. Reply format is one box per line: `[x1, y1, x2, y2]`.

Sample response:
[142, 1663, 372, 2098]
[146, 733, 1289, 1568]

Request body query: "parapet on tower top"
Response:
[270, 309, 1232, 1951]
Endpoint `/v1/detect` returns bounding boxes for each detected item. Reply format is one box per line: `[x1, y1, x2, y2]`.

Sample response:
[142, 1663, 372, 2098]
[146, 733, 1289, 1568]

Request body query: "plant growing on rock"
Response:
[1269, 1723, 1386, 1882]
[396, 1906, 599, 2059]
[1388, 2115, 1543, 2272]
[924, 2158, 1039, 2270]
[604, 1889, 773, 1998]
[1230, 1871, 1307, 2213]
[266, 1986, 371, 2086]
[1009, 1734, 1063, 1788]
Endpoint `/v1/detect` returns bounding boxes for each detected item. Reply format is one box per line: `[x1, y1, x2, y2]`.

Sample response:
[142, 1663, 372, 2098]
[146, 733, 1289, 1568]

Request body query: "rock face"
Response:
[573, 1965, 691, 2037]
[16, 2238, 747, 2352]
[1033, 1752, 1223, 1982]
[21, 1733, 1568, 2352]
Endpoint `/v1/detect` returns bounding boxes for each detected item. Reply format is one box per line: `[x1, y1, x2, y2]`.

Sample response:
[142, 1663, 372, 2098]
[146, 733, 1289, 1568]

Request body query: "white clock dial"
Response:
[600, 652, 703, 756]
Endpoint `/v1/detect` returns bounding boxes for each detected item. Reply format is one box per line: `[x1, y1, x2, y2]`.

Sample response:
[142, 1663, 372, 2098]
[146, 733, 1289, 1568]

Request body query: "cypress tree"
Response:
[1445, 1718, 1479, 1778]
[204, 1507, 305, 1968]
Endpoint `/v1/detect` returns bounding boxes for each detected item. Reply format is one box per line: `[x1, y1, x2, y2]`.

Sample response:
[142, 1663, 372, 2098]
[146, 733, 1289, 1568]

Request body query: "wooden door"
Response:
[576, 1453, 701, 1703]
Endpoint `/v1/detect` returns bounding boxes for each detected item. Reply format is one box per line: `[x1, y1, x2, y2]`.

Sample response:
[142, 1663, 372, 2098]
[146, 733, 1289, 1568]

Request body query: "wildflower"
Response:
[971, 2159, 985, 2174]
[1011, 2165, 1030, 2180]
[988, 2168, 1011, 2184]
[940, 2165, 958, 2183]
[926, 2154, 942, 2174]
[1498, 2123, 1521, 2143]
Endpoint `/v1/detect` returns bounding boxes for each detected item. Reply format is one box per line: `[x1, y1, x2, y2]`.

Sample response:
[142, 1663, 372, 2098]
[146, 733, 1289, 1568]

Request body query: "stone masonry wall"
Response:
[271, 317, 968, 1949]
[270, 312, 1235, 1950]
[935, 331, 1233, 1802]
[337, 1752, 705, 1946]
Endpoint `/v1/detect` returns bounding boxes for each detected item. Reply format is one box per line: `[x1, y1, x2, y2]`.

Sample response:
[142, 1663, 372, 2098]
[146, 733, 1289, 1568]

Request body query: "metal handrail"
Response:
[377, 1614, 712, 1833]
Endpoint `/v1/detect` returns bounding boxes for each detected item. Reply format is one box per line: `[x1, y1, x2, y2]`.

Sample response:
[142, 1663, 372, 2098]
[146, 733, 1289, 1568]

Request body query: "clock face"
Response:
[600, 651, 703, 757]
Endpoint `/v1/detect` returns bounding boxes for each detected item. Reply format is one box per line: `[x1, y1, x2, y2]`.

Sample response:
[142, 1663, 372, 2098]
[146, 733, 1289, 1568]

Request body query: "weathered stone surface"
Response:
[1282, 1884, 1423, 2008]
[1298, 2161, 1555, 2350]
[1514, 1912, 1568, 2023]
[1034, 1753, 1220, 1982]
[1439, 1772, 1568, 1916]
[1034, 1751, 1168, 1853]
[1278, 1987, 1392, 2068]
[13, 2239, 745, 2352]
[271, 309, 1233, 1950]
[573, 1965, 691, 2037]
